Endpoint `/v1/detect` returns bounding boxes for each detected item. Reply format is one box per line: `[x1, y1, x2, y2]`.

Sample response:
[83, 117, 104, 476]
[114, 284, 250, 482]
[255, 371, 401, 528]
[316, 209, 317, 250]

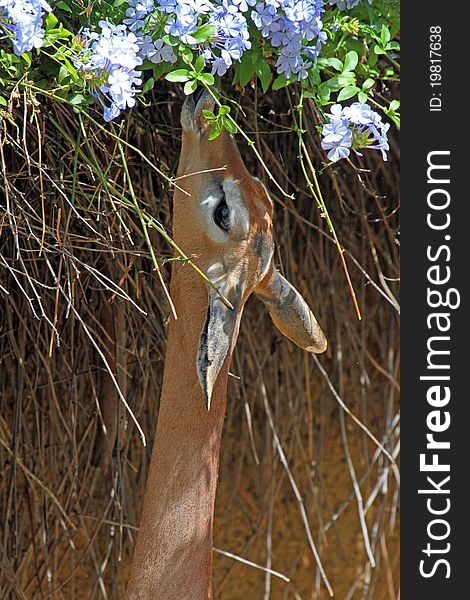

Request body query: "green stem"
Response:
[116, 135, 159, 271]
[49, 113, 233, 309]
[387, 54, 400, 70]
[294, 91, 362, 321]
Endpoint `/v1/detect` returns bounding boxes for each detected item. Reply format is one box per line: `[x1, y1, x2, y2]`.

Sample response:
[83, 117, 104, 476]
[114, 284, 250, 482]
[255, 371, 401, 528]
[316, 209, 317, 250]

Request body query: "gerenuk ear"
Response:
[255, 267, 327, 354]
[196, 287, 242, 410]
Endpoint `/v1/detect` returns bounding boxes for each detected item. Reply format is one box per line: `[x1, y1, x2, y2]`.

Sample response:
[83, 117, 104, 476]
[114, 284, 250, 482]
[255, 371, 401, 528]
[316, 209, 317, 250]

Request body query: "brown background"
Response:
[0, 81, 399, 599]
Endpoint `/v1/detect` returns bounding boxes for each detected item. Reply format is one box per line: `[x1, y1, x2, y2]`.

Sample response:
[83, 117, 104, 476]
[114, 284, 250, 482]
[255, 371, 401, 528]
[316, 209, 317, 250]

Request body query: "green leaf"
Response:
[239, 55, 256, 87]
[194, 54, 205, 73]
[367, 46, 379, 67]
[345, 38, 366, 59]
[339, 72, 356, 85]
[165, 69, 191, 82]
[184, 79, 198, 95]
[58, 65, 69, 83]
[198, 72, 214, 86]
[381, 25, 391, 46]
[142, 77, 155, 93]
[224, 119, 238, 134]
[45, 12, 58, 30]
[389, 99, 400, 111]
[202, 109, 215, 119]
[56, 1, 72, 11]
[162, 34, 179, 47]
[337, 85, 360, 102]
[69, 94, 85, 106]
[34, 78, 48, 90]
[272, 74, 289, 91]
[179, 46, 193, 63]
[61, 57, 78, 81]
[0, 96, 7, 107]
[390, 113, 400, 128]
[319, 87, 331, 103]
[318, 57, 343, 71]
[43, 27, 73, 44]
[343, 51, 358, 73]
[208, 124, 222, 141]
[192, 24, 217, 43]
[362, 78, 374, 91]
[218, 105, 230, 116]
[308, 67, 320, 87]
[256, 59, 271, 94]
[373, 45, 385, 55]
[20, 52, 31, 67]
[324, 72, 355, 92]
[358, 91, 368, 104]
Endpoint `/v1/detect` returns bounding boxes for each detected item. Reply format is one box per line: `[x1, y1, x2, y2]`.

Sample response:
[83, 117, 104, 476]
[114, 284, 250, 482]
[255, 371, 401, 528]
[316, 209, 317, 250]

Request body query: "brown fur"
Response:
[126, 91, 326, 599]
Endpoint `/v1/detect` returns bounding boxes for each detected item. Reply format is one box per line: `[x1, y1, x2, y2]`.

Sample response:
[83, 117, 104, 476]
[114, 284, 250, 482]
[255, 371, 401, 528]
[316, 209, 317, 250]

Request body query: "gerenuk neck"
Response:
[126, 262, 230, 600]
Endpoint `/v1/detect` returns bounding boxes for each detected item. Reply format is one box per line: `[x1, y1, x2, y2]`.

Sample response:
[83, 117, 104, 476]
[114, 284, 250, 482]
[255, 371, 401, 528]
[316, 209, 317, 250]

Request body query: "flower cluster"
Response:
[124, 0, 155, 32]
[152, 0, 252, 77]
[0, 0, 50, 55]
[146, 0, 326, 80]
[321, 102, 390, 162]
[72, 0, 329, 120]
[123, 0, 177, 65]
[77, 20, 143, 121]
[252, 0, 326, 80]
[204, 2, 252, 76]
[63, 0, 395, 143]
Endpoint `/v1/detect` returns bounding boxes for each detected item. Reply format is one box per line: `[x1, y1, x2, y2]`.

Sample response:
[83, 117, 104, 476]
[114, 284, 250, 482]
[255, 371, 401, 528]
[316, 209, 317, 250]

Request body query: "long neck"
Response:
[126, 263, 229, 600]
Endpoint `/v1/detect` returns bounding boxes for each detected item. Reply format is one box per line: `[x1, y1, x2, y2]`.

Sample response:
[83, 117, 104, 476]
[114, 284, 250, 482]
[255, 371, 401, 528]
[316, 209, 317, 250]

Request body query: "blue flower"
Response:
[326, 103, 346, 120]
[121, 0, 156, 27]
[211, 54, 230, 76]
[231, 0, 257, 12]
[70, 0, 385, 126]
[275, 44, 301, 78]
[219, 11, 247, 38]
[204, 2, 251, 74]
[251, 0, 326, 79]
[75, 20, 143, 121]
[122, 0, 154, 33]
[328, 0, 371, 10]
[148, 38, 177, 63]
[295, 58, 312, 80]
[322, 117, 349, 143]
[252, 3, 276, 30]
[156, 0, 177, 12]
[165, 4, 198, 43]
[106, 67, 141, 109]
[123, 11, 145, 32]
[89, 21, 143, 70]
[321, 126, 352, 162]
[322, 102, 390, 162]
[0, 0, 51, 55]
[342, 102, 375, 125]
[109, 0, 327, 86]
[103, 103, 122, 122]
[138, 34, 157, 58]
[269, 23, 288, 47]
[186, 0, 213, 13]
[367, 120, 390, 161]
[132, 0, 155, 12]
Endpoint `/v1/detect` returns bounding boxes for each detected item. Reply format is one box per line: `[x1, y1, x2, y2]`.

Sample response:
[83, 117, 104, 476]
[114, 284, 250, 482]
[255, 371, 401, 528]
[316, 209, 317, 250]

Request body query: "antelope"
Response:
[126, 87, 327, 599]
